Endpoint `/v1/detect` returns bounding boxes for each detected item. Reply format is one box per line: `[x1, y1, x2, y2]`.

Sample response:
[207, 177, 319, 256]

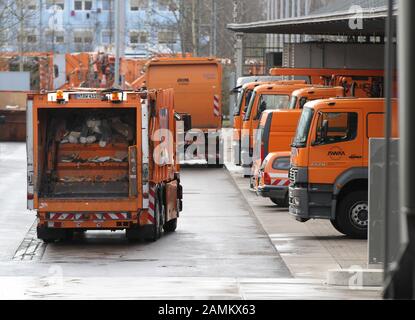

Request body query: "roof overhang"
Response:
[227, 6, 397, 36]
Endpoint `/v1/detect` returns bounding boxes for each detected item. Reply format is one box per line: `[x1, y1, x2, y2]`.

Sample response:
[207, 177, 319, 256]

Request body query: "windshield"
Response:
[244, 91, 257, 121]
[245, 93, 290, 121]
[293, 107, 314, 148]
[289, 96, 298, 109]
[234, 90, 244, 116]
[235, 89, 255, 117]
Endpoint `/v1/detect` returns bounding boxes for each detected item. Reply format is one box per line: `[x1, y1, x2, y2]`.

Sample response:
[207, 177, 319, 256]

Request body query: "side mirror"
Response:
[0, 115, 5, 125]
[318, 120, 329, 143]
[259, 102, 266, 114]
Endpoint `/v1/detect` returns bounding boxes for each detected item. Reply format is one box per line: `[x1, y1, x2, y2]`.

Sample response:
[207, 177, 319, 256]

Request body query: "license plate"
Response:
[74, 93, 100, 100]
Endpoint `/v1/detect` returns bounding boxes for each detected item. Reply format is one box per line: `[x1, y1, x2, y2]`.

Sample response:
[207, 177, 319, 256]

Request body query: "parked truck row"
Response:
[233, 68, 397, 239]
[15, 60, 396, 242]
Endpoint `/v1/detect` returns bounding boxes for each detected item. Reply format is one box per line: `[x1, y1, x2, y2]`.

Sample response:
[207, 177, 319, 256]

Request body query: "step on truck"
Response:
[289, 98, 398, 239]
[27, 89, 184, 242]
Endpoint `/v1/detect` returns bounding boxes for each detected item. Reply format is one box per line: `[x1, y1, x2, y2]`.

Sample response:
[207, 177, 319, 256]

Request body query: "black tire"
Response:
[126, 227, 141, 242]
[330, 219, 344, 235]
[334, 190, 368, 239]
[271, 194, 289, 207]
[37, 226, 61, 243]
[62, 230, 74, 242]
[163, 218, 178, 233]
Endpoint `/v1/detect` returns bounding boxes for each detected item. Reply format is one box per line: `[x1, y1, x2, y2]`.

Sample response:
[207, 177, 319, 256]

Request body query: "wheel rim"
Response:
[349, 201, 369, 229]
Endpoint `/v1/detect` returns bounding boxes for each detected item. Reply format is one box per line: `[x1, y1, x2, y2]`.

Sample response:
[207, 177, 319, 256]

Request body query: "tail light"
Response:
[27, 193, 34, 200]
[111, 92, 122, 103]
[56, 90, 64, 101]
[263, 172, 271, 185]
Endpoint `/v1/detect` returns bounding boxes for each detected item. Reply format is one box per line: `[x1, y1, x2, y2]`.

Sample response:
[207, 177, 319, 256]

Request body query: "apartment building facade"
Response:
[1, 0, 181, 57]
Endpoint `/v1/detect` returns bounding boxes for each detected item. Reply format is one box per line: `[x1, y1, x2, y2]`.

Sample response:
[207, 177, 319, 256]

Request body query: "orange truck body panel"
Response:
[289, 98, 398, 236]
[270, 68, 388, 98]
[145, 58, 223, 132]
[63, 53, 148, 89]
[251, 109, 301, 186]
[27, 89, 182, 240]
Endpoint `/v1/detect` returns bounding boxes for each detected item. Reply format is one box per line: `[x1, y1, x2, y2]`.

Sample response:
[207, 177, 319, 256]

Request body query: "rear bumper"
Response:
[257, 186, 288, 200]
[37, 211, 154, 230]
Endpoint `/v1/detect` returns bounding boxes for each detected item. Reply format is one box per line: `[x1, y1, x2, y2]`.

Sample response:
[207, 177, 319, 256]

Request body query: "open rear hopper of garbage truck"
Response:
[27, 89, 183, 242]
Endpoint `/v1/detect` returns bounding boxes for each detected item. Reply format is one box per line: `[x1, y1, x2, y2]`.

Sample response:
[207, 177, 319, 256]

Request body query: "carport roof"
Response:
[227, 0, 397, 36]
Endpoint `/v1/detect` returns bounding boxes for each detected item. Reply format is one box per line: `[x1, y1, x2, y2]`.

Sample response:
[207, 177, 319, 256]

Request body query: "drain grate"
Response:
[13, 222, 47, 261]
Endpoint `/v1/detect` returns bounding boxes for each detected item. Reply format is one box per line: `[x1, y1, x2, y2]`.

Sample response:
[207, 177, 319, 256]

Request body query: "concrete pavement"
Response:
[0, 142, 380, 299]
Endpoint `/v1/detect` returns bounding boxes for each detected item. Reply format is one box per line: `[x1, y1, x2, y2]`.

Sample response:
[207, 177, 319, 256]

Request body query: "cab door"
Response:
[307, 109, 363, 185]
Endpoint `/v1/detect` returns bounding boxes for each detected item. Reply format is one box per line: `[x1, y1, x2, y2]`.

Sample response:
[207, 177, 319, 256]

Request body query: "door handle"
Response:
[349, 155, 363, 159]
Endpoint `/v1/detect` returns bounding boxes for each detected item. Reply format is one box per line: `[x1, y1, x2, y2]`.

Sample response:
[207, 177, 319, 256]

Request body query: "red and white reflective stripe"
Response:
[268, 173, 290, 187]
[213, 95, 220, 117]
[272, 179, 291, 187]
[48, 213, 130, 221]
[148, 185, 156, 224]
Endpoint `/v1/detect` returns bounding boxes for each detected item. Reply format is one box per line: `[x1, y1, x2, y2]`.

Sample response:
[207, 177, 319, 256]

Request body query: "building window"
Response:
[46, 30, 65, 44]
[74, 0, 93, 11]
[158, 0, 173, 10]
[102, 0, 112, 11]
[102, 30, 112, 44]
[46, 0, 65, 9]
[27, 0, 37, 10]
[131, 0, 148, 11]
[27, 34, 38, 43]
[158, 30, 176, 44]
[74, 30, 93, 43]
[130, 31, 147, 44]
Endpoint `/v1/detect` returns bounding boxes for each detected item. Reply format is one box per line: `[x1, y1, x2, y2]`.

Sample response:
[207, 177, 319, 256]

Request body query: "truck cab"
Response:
[289, 86, 345, 110]
[289, 98, 398, 238]
[241, 83, 311, 170]
[233, 80, 307, 166]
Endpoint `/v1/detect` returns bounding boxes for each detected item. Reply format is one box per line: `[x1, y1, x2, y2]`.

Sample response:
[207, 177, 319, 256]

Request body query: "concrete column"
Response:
[284, 0, 289, 44]
[235, 33, 244, 79]
[297, 0, 302, 42]
[384, 0, 415, 299]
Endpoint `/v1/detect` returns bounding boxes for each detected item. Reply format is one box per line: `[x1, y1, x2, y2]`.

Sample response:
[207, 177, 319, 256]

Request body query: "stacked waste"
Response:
[59, 115, 133, 148]
[56, 114, 134, 164]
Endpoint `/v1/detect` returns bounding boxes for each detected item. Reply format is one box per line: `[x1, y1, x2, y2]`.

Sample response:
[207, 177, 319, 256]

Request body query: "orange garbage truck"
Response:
[143, 57, 223, 166]
[27, 89, 184, 242]
[289, 98, 398, 238]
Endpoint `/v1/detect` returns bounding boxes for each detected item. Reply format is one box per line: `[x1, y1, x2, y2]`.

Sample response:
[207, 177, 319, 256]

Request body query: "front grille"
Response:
[289, 167, 298, 185]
